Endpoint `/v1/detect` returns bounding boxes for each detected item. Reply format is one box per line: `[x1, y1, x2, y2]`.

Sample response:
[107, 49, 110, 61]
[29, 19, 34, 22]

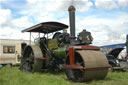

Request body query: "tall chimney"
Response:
[126, 35, 128, 56]
[68, 5, 76, 41]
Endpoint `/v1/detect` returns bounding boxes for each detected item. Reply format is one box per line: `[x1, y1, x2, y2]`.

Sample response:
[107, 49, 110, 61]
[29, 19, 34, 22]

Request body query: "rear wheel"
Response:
[21, 45, 44, 72]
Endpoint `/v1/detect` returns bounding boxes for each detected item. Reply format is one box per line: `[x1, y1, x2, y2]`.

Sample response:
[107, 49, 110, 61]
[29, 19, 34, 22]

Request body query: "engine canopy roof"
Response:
[22, 21, 68, 33]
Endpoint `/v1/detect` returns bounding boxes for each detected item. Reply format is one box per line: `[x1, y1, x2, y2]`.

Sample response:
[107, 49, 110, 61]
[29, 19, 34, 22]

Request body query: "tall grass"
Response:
[0, 67, 128, 85]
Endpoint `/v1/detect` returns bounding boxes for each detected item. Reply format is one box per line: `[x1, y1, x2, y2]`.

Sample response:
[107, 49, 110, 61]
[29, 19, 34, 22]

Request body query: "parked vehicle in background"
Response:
[105, 35, 128, 72]
[0, 39, 29, 66]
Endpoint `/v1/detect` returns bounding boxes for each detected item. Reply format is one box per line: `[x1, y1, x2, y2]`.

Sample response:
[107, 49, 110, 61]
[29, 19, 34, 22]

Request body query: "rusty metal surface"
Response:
[76, 50, 109, 81]
[29, 45, 44, 72]
[22, 22, 68, 33]
[73, 45, 100, 50]
[30, 45, 43, 58]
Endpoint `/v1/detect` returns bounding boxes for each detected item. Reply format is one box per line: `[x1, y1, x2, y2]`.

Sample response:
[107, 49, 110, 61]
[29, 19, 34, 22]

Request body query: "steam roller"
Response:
[20, 5, 110, 82]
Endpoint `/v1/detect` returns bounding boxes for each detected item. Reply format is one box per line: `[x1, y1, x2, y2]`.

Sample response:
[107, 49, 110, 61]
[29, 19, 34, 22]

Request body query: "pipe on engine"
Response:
[68, 6, 76, 41]
[126, 35, 128, 56]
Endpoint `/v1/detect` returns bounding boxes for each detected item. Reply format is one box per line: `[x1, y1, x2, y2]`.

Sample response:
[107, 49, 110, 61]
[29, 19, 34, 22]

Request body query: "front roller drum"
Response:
[65, 50, 109, 82]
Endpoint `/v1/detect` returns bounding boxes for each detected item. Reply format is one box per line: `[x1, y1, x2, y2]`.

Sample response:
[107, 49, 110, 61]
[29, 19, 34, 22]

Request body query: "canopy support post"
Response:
[30, 32, 31, 45]
[39, 32, 40, 38]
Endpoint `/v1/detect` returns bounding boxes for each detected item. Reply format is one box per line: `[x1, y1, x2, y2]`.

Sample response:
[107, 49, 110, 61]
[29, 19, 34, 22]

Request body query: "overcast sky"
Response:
[0, 0, 128, 46]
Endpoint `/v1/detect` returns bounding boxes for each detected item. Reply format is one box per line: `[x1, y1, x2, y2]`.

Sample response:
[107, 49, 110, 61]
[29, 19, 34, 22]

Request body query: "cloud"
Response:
[44, 0, 93, 12]
[19, 0, 93, 30]
[0, 8, 33, 29]
[95, 0, 118, 10]
[0, 0, 7, 3]
[12, 16, 33, 28]
[26, 0, 38, 5]
[118, 0, 128, 7]
[0, 9, 11, 26]
[22, 0, 93, 16]
[95, 0, 128, 10]
[0, 8, 33, 40]
[0, 27, 30, 40]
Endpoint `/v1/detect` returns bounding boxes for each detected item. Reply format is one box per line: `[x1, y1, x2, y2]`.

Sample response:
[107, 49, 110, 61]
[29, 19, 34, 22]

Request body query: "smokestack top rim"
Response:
[68, 5, 76, 12]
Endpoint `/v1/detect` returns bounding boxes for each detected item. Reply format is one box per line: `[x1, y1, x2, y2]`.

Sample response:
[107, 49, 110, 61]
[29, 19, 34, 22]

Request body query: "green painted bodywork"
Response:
[53, 46, 67, 58]
[48, 39, 58, 50]
[48, 39, 67, 58]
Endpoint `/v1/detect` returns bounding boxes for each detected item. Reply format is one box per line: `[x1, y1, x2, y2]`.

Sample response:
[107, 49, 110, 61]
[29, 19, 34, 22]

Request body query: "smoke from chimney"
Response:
[57, 0, 93, 12]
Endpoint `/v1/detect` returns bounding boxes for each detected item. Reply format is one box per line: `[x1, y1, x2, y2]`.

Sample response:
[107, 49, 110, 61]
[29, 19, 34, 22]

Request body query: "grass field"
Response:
[0, 67, 128, 85]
